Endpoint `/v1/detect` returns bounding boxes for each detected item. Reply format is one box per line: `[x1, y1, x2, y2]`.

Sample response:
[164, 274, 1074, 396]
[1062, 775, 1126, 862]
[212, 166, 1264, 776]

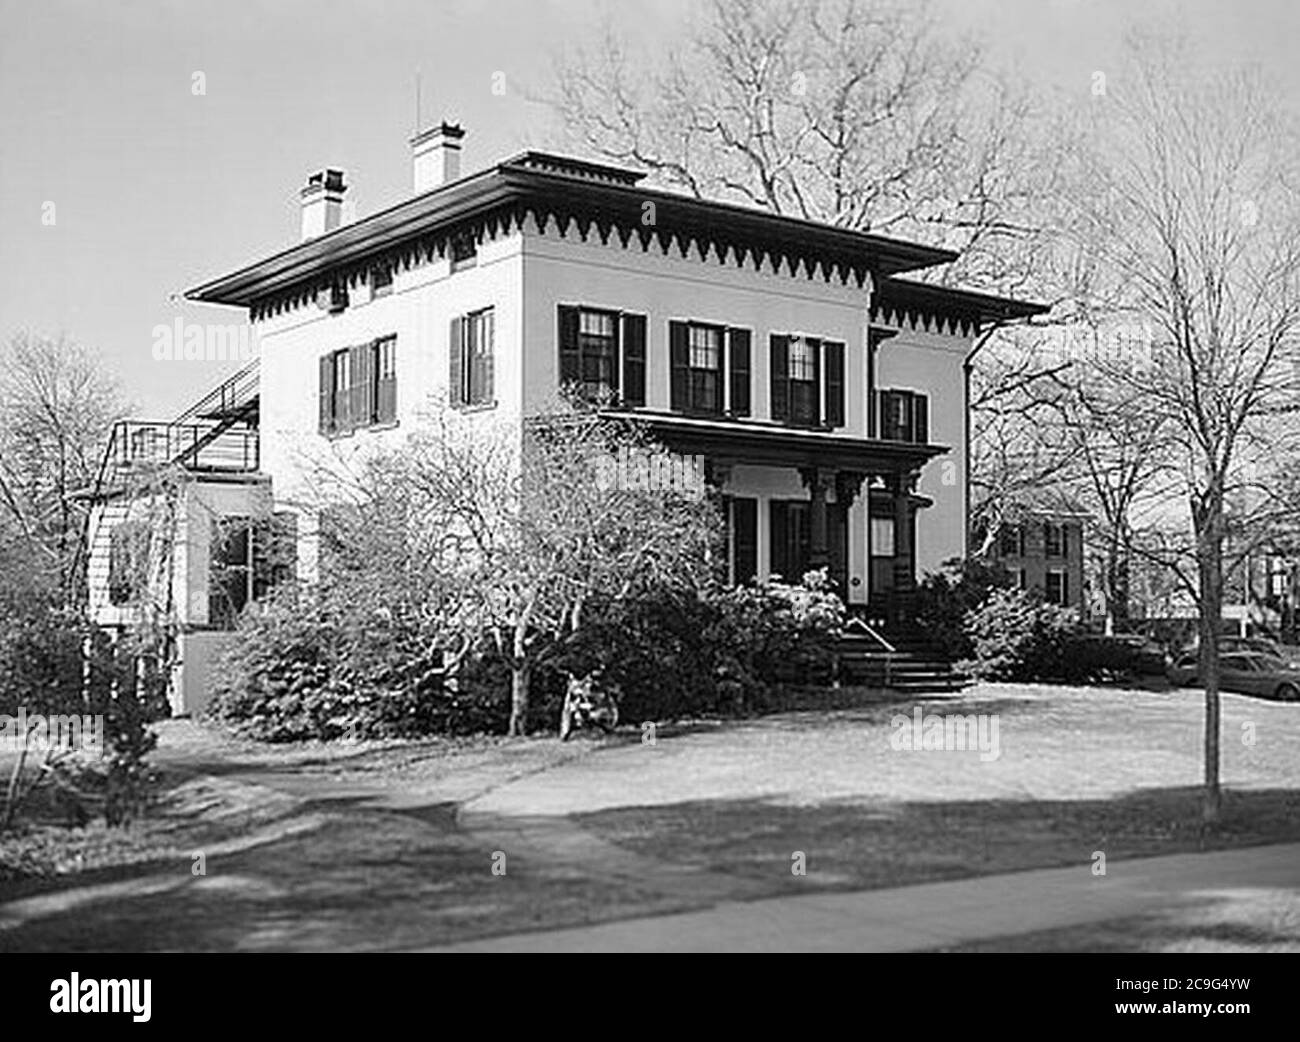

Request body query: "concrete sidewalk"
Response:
[428, 841, 1300, 952]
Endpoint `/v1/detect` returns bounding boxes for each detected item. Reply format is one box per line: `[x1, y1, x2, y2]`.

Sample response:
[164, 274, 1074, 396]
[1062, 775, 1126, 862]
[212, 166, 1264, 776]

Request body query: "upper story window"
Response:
[771, 335, 844, 429]
[370, 264, 393, 300]
[1045, 568, 1069, 605]
[670, 321, 750, 417]
[450, 231, 477, 271]
[1045, 522, 1067, 558]
[999, 524, 1024, 557]
[558, 305, 647, 406]
[450, 307, 494, 408]
[319, 336, 397, 436]
[876, 388, 929, 444]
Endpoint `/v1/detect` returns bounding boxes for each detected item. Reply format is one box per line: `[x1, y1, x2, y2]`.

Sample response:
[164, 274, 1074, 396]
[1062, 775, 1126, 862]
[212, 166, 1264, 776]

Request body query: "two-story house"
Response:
[89, 123, 1044, 711]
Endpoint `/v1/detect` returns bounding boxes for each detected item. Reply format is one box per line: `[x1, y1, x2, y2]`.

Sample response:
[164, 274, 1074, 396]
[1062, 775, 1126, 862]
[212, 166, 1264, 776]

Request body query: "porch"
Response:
[627, 411, 948, 626]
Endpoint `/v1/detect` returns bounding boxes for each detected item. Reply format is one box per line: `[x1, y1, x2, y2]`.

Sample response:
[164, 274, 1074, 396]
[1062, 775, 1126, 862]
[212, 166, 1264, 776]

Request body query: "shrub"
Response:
[914, 557, 1015, 661]
[557, 572, 845, 723]
[207, 594, 510, 741]
[959, 587, 1079, 681]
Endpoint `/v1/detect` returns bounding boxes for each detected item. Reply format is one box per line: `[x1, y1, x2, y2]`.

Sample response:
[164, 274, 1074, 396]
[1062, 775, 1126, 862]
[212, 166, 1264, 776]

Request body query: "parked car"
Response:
[1177, 635, 1300, 668]
[1167, 650, 1300, 701]
[1072, 633, 1169, 677]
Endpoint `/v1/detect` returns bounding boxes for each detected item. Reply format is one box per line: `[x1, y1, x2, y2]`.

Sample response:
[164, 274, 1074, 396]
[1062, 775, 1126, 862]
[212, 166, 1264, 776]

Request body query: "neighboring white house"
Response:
[86, 122, 1044, 709]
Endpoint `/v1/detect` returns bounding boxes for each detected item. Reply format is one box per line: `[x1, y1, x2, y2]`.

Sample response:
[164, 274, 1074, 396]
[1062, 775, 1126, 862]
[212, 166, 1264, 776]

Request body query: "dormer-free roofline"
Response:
[186, 150, 961, 309]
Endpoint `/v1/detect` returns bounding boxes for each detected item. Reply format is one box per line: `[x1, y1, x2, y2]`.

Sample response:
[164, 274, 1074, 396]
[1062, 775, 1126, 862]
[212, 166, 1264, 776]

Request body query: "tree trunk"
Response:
[507, 624, 529, 737]
[1195, 505, 1224, 825]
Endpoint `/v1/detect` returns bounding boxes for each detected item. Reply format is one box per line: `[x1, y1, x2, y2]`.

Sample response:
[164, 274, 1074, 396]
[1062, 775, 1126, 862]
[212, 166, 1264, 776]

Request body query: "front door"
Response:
[770, 500, 810, 583]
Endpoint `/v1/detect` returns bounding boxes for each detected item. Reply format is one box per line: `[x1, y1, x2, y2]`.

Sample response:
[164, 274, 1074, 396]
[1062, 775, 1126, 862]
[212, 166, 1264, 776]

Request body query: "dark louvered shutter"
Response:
[669, 321, 689, 412]
[319, 354, 333, 434]
[810, 337, 822, 427]
[733, 497, 758, 583]
[558, 305, 579, 388]
[770, 335, 789, 422]
[769, 500, 788, 579]
[622, 313, 646, 406]
[882, 391, 900, 440]
[914, 393, 928, 444]
[825, 341, 844, 428]
[350, 343, 371, 428]
[449, 316, 463, 407]
[728, 328, 751, 417]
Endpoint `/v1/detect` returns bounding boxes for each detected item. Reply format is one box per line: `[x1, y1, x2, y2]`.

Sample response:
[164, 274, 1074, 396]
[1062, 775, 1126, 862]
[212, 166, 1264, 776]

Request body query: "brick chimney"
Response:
[300, 169, 347, 240]
[410, 122, 464, 194]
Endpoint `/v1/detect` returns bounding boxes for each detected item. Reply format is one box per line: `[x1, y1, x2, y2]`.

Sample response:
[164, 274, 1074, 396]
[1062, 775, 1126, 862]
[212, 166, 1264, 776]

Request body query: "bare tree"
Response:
[1073, 41, 1300, 822]
[0, 331, 127, 600]
[549, 0, 1073, 290]
[308, 400, 722, 736]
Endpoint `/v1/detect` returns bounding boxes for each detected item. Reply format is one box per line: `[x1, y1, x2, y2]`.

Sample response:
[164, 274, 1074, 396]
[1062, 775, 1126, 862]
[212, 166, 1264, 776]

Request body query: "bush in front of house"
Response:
[914, 557, 1016, 662]
[207, 593, 511, 741]
[958, 586, 1080, 682]
[557, 571, 846, 723]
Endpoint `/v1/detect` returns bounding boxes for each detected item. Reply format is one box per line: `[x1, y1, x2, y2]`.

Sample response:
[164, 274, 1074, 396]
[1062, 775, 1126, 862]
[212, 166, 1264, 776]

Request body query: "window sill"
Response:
[453, 400, 497, 414]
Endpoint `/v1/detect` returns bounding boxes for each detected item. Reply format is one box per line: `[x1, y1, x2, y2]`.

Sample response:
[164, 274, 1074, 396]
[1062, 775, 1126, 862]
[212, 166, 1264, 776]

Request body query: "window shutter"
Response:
[350, 343, 371, 428]
[734, 497, 758, 583]
[449, 316, 464, 407]
[769, 500, 789, 579]
[622, 313, 646, 406]
[558, 305, 579, 388]
[728, 328, 751, 417]
[914, 393, 928, 444]
[882, 391, 900, 439]
[810, 337, 822, 427]
[770, 335, 789, 422]
[481, 310, 495, 404]
[669, 321, 689, 411]
[825, 341, 844, 428]
[318, 354, 333, 434]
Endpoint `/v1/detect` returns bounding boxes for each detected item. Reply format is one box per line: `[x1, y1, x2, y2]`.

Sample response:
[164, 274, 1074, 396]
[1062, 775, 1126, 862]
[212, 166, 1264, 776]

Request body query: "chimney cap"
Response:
[410, 121, 465, 148]
[302, 168, 347, 196]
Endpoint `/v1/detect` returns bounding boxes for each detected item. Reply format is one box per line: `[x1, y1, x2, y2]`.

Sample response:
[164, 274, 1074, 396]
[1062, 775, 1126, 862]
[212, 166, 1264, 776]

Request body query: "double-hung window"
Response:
[557, 305, 648, 406]
[450, 307, 495, 408]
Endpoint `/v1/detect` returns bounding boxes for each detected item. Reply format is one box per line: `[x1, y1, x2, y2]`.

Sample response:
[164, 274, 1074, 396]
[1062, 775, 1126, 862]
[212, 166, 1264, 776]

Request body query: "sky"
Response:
[1, 0, 1297, 417]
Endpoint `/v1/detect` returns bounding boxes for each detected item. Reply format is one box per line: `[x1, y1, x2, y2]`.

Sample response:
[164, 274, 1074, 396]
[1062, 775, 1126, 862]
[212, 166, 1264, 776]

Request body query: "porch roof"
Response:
[610, 410, 948, 473]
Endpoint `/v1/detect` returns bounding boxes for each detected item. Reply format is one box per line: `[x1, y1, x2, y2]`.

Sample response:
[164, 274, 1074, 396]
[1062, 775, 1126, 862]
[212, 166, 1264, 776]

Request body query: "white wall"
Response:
[255, 228, 524, 577]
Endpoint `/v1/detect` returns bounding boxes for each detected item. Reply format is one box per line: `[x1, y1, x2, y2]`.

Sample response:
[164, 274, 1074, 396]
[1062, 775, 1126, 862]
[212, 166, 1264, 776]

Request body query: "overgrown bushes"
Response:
[958, 587, 1080, 681]
[206, 573, 847, 740]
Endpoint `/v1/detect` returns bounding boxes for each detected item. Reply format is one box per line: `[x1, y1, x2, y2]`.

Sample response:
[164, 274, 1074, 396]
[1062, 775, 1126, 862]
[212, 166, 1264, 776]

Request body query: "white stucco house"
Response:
[85, 122, 1044, 710]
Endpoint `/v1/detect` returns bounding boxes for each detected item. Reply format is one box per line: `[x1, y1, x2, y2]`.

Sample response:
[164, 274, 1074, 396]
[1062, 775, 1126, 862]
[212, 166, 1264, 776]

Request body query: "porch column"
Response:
[891, 470, 917, 625]
[800, 466, 834, 571]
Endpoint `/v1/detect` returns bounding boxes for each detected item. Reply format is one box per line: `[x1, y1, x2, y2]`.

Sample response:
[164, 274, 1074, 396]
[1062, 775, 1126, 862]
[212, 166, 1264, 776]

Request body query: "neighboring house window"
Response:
[450, 308, 494, 408]
[1013, 566, 1027, 590]
[1045, 522, 1067, 558]
[319, 337, 398, 434]
[108, 522, 150, 606]
[557, 306, 648, 406]
[999, 524, 1024, 557]
[770, 335, 846, 428]
[1046, 568, 1069, 605]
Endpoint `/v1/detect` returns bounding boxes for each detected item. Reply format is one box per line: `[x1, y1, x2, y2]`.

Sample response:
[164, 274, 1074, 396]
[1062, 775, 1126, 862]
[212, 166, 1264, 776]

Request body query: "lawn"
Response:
[2, 682, 1298, 951]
